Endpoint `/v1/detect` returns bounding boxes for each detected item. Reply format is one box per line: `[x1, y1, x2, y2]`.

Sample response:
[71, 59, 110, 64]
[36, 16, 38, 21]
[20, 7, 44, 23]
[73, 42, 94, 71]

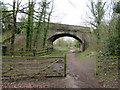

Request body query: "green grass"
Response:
[3, 55, 64, 60]
[57, 48, 70, 52]
[76, 52, 92, 58]
[76, 48, 96, 58]
[44, 51, 64, 57]
[54, 47, 70, 52]
[76, 53, 85, 57]
[54, 46, 80, 52]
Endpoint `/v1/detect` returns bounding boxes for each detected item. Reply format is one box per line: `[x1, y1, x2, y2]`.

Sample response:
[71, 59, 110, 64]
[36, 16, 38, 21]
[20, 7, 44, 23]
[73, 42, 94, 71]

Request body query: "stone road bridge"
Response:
[1, 23, 92, 51]
[47, 23, 92, 51]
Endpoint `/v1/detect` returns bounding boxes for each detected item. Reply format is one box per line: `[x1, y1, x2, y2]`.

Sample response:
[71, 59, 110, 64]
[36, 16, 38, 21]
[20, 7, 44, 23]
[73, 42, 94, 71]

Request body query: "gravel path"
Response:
[2, 53, 102, 88]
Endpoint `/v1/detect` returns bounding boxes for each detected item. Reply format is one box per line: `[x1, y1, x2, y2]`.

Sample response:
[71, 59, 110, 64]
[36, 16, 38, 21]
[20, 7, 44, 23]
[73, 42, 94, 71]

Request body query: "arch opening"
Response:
[47, 33, 85, 52]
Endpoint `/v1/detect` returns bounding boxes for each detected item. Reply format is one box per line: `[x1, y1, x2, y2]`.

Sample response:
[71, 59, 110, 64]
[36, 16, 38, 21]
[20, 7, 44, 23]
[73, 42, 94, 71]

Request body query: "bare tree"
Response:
[33, 0, 54, 49]
[42, 0, 54, 47]
[89, 0, 106, 40]
[26, 0, 34, 50]
[33, 1, 46, 48]
[10, 0, 22, 55]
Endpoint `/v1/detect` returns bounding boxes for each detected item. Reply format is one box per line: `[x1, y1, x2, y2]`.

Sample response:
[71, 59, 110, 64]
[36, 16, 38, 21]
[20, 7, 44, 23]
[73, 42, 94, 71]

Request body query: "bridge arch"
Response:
[47, 33, 85, 51]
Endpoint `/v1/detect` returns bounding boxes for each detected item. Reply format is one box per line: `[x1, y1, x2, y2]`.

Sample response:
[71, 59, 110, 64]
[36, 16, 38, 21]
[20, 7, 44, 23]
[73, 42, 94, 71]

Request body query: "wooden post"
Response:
[32, 48, 36, 56]
[64, 53, 67, 77]
[95, 56, 98, 76]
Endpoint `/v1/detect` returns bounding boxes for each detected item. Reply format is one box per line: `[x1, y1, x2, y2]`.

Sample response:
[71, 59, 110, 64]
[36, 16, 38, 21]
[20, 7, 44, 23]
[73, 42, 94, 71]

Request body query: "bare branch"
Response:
[67, 0, 77, 8]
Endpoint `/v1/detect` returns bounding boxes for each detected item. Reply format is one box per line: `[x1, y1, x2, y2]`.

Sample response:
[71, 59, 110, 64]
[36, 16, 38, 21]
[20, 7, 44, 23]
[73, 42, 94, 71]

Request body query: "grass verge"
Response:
[76, 50, 96, 58]
[96, 69, 118, 88]
[54, 47, 70, 52]
[44, 51, 64, 57]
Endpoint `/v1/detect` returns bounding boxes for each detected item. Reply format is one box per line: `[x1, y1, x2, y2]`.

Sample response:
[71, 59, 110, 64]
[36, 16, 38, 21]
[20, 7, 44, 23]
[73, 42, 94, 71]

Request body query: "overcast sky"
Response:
[1, 0, 115, 27]
[1, 0, 95, 26]
[51, 0, 90, 26]
[1, 0, 117, 26]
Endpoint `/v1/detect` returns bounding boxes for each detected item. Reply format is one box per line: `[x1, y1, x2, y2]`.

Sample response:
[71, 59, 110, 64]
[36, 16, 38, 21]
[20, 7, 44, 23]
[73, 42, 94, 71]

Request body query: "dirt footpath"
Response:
[2, 53, 102, 88]
[66, 53, 101, 88]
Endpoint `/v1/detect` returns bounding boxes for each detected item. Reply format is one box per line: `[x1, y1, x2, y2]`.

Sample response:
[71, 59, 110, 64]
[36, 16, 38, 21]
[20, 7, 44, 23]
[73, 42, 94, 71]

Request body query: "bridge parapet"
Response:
[50, 23, 91, 32]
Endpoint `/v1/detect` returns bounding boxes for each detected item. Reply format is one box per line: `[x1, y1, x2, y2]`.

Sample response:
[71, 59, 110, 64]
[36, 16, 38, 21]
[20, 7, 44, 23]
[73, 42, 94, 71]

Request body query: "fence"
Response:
[95, 56, 120, 76]
[14, 49, 51, 56]
[2, 53, 67, 79]
[3, 48, 53, 56]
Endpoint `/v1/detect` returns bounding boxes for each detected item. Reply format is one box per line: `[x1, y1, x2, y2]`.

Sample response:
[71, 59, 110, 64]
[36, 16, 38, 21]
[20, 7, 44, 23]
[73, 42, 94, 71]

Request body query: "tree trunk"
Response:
[26, 0, 34, 50]
[10, 0, 16, 55]
[33, 1, 45, 48]
[42, 0, 53, 48]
